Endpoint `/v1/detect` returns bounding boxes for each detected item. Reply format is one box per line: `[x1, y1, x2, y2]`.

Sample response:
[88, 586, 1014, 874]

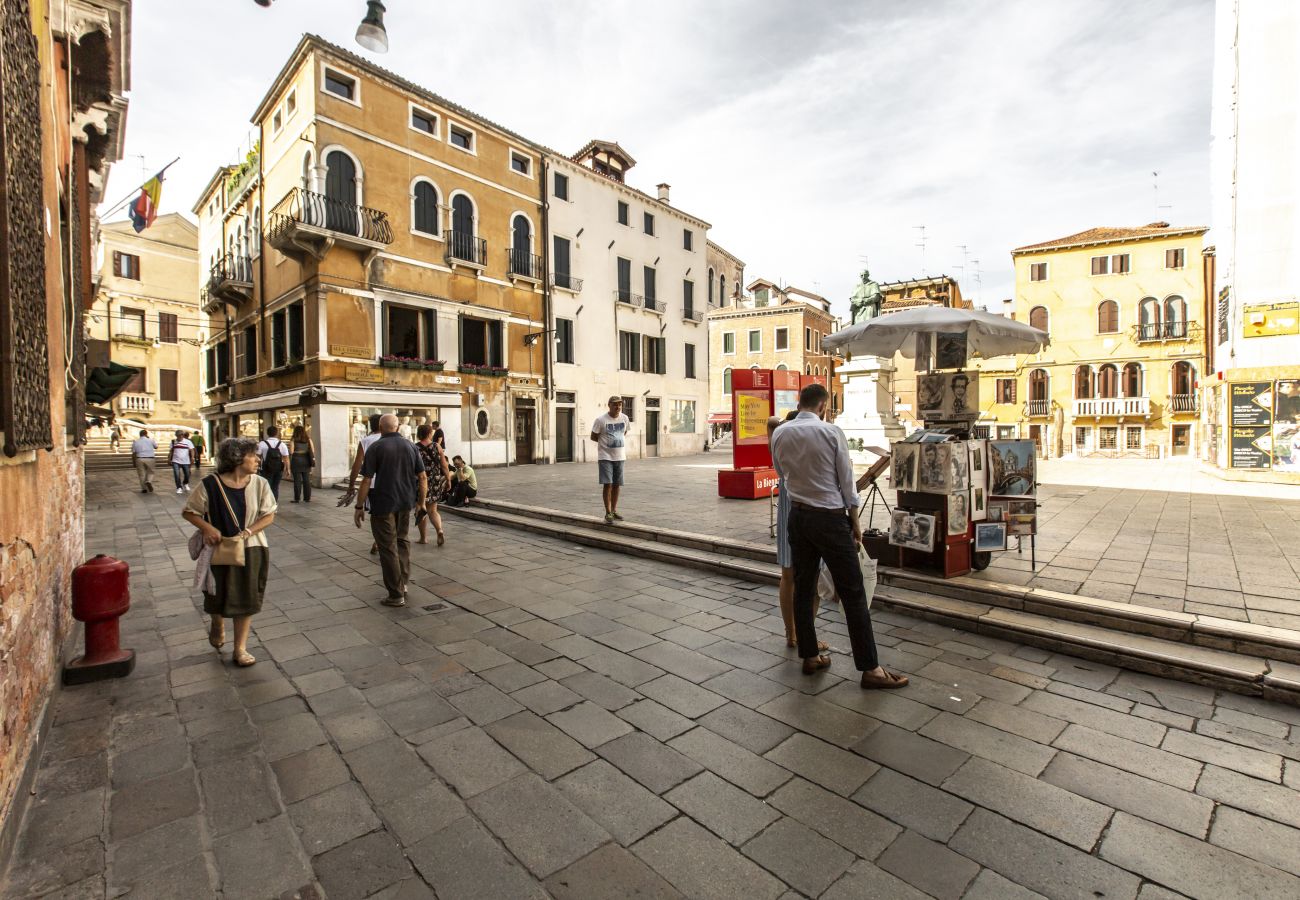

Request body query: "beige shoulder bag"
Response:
[209, 476, 248, 567]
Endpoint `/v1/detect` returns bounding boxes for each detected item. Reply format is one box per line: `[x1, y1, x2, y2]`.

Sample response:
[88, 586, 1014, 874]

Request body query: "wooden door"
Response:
[514, 408, 535, 464]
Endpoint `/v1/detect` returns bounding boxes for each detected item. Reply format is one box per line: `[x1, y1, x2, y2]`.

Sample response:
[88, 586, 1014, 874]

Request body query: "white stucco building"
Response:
[544, 141, 711, 462]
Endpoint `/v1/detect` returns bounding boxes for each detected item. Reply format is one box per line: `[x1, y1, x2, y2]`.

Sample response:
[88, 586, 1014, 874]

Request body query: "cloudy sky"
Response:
[109, 0, 1215, 319]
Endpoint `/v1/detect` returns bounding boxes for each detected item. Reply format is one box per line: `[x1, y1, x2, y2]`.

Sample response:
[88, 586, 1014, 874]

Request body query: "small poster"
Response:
[917, 372, 978, 421]
[947, 492, 970, 536]
[1231, 382, 1273, 426]
[1272, 422, 1300, 471]
[949, 442, 970, 491]
[1006, 499, 1037, 536]
[986, 502, 1006, 522]
[968, 440, 987, 490]
[974, 522, 1007, 552]
[916, 443, 952, 494]
[988, 440, 1036, 497]
[934, 332, 968, 369]
[971, 486, 988, 522]
[734, 391, 770, 446]
[889, 510, 936, 552]
[1231, 426, 1272, 469]
[891, 443, 918, 492]
[1275, 380, 1300, 423]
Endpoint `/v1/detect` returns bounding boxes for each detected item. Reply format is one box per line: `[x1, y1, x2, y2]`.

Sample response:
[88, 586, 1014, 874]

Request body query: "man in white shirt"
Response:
[169, 431, 196, 493]
[256, 425, 291, 500]
[770, 383, 907, 691]
[131, 429, 157, 493]
[590, 396, 631, 524]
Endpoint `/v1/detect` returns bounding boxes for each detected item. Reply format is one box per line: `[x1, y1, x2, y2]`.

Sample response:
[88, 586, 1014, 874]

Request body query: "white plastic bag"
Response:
[817, 544, 877, 609]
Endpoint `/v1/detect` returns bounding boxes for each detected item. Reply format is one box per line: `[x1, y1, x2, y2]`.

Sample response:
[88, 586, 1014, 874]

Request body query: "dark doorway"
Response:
[1029, 424, 1042, 454]
[514, 407, 535, 464]
[645, 409, 659, 458]
[1171, 424, 1191, 456]
[556, 408, 574, 462]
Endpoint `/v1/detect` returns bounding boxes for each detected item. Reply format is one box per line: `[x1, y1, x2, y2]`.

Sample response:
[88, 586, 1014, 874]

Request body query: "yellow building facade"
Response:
[197, 35, 546, 480]
[92, 214, 202, 427]
[1003, 224, 1209, 457]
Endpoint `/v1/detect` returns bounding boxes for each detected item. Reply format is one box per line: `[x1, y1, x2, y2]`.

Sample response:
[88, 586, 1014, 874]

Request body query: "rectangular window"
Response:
[113, 252, 141, 280]
[722, 332, 735, 355]
[234, 326, 257, 378]
[617, 200, 629, 226]
[271, 309, 288, 368]
[1074, 426, 1091, 451]
[553, 172, 569, 200]
[685, 343, 696, 379]
[159, 369, 179, 402]
[617, 257, 632, 301]
[805, 327, 812, 350]
[621, 395, 636, 421]
[1029, 262, 1048, 282]
[556, 318, 574, 364]
[643, 267, 656, 306]
[683, 280, 694, 316]
[323, 68, 356, 101]
[288, 302, 304, 361]
[1111, 253, 1130, 274]
[1100, 426, 1118, 450]
[410, 106, 438, 135]
[158, 312, 178, 344]
[996, 379, 1017, 403]
[458, 316, 503, 367]
[286, 89, 296, 116]
[683, 229, 693, 251]
[1091, 255, 1109, 275]
[643, 212, 655, 235]
[123, 369, 145, 394]
[1165, 248, 1185, 269]
[448, 123, 474, 152]
[618, 330, 640, 371]
[386, 304, 437, 360]
[553, 236, 573, 289]
[775, 327, 789, 351]
[119, 306, 145, 338]
[642, 336, 666, 374]
[272, 110, 283, 133]
[1126, 426, 1143, 449]
[510, 150, 531, 175]
[748, 329, 761, 353]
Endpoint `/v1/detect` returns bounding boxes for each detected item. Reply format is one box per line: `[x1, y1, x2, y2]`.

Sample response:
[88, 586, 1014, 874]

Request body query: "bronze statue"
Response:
[849, 269, 883, 324]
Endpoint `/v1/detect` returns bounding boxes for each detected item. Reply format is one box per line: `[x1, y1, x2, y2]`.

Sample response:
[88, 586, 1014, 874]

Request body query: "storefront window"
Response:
[274, 407, 310, 438]
[238, 416, 261, 439]
[348, 406, 445, 443]
[669, 399, 696, 433]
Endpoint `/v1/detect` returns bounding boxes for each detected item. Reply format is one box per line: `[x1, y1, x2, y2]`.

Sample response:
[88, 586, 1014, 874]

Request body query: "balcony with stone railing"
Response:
[1024, 399, 1050, 417]
[1073, 396, 1151, 418]
[116, 393, 154, 415]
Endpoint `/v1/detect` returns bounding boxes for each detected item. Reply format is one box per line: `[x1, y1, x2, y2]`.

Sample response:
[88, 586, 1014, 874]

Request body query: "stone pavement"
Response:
[5, 470, 1300, 899]
[477, 454, 1300, 628]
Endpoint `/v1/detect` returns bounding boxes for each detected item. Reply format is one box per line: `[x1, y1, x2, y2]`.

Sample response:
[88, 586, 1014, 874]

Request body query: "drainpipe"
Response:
[258, 122, 267, 360]
[539, 157, 553, 463]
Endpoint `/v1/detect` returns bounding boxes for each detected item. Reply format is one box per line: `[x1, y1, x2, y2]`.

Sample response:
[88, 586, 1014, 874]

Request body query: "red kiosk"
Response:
[718, 368, 806, 499]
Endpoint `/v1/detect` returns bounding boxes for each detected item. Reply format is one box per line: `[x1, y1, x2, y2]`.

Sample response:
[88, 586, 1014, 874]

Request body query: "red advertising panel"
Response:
[730, 368, 775, 470]
[772, 369, 801, 422]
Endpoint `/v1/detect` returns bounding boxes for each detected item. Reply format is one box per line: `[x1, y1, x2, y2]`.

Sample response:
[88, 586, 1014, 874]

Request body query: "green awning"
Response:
[85, 361, 139, 406]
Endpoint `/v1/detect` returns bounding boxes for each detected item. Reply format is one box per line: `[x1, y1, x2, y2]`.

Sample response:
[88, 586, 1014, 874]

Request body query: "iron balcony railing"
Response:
[550, 272, 583, 292]
[268, 188, 393, 245]
[683, 307, 704, 322]
[613, 290, 664, 313]
[1170, 393, 1199, 413]
[508, 248, 542, 280]
[1135, 321, 1198, 342]
[446, 230, 487, 266]
[209, 252, 252, 287]
[1024, 399, 1050, 417]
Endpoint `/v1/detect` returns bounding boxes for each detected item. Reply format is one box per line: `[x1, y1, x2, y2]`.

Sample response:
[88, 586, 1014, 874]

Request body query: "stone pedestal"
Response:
[837, 356, 905, 462]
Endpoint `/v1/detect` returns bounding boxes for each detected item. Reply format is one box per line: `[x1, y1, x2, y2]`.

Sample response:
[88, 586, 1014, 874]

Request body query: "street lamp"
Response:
[355, 1, 389, 53]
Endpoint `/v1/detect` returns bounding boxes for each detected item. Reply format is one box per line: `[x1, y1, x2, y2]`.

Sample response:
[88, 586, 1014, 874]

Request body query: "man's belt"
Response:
[790, 500, 847, 513]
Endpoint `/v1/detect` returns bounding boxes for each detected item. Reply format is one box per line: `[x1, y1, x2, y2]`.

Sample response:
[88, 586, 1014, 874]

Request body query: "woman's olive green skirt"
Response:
[204, 546, 269, 617]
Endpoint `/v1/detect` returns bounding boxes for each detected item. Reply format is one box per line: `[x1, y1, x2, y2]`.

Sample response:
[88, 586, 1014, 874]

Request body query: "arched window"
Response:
[708, 268, 715, 305]
[324, 149, 359, 233]
[1029, 368, 1048, 401]
[1172, 361, 1195, 396]
[251, 203, 261, 256]
[301, 151, 314, 192]
[776, 363, 787, 370]
[1029, 306, 1049, 332]
[1122, 362, 1143, 397]
[412, 180, 439, 235]
[1098, 300, 1118, 333]
[720, 275, 727, 304]
[805, 364, 811, 375]
[510, 214, 533, 276]
[1074, 365, 1094, 399]
[1164, 295, 1187, 338]
[722, 367, 732, 395]
[1097, 364, 1118, 399]
[450, 193, 476, 262]
[1139, 297, 1161, 339]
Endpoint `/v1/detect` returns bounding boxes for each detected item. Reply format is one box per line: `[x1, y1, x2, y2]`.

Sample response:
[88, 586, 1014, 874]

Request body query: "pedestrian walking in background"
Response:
[131, 428, 157, 493]
[415, 423, 450, 546]
[354, 414, 426, 606]
[768, 412, 826, 651]
[182, 437, 277, 667]
[190, 430, 206, 469]
[170, 430, 195, 493]
[448, 455, 477, 506]
[109, 424, 121, 452]
[591, 396, 631, 524]
[340, 414, 383, 554]
[289, 425, 315, 503]
[770, 383, 907, 690]
[257, 425, 290, 501]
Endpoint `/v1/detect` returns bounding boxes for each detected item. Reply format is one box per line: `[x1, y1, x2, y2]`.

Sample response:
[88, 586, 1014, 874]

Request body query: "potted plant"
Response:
[490, 366, 509, 377]
[458, 363, 480, 375]
[398, 357, 421, 370]
[423, 359, 445, 371]
[380, 354, 401, 369]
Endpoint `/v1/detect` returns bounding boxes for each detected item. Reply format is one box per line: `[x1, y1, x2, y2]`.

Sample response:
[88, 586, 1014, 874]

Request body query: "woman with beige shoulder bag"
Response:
[182, 437, 277, 667]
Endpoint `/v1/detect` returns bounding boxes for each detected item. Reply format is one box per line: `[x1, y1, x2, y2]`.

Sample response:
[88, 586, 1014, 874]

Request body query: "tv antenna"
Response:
[1152, 171, 1172, 219]
[914, 225, 928, 275]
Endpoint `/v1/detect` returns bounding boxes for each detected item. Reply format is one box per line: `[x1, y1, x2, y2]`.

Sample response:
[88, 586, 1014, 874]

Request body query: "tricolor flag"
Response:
[129, 172, 164, 233]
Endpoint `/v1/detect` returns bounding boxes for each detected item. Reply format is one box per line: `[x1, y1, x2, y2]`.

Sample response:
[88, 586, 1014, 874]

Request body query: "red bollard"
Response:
[63, 554, 136, 685]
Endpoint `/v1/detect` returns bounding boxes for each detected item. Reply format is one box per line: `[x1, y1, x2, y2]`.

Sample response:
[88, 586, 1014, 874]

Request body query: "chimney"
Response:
[1003, 297, 1014, 320]
[656, 183, 670, 203]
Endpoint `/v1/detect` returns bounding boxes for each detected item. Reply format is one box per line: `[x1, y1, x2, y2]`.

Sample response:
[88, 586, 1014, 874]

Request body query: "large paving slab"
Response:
[3, 466, 1300, 898]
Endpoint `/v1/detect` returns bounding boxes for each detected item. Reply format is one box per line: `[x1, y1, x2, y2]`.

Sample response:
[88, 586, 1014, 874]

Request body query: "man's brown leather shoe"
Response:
[801, 655, 832, 675]
[860, 669, 908, 690]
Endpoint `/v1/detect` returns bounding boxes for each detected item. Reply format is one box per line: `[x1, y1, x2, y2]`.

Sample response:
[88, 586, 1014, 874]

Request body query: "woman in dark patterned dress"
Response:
[415, 423, 451, 546]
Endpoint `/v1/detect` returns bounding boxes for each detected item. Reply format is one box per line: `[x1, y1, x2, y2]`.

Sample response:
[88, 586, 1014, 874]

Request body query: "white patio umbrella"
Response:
[822, 306, 1050, 359]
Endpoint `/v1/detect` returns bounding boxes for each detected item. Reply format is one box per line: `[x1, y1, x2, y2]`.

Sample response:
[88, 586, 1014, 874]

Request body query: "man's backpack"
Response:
[261, 439, 284, 475]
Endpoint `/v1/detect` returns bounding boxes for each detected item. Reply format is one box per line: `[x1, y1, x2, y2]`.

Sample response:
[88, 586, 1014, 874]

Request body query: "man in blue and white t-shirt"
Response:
[590, 395, 631, 524]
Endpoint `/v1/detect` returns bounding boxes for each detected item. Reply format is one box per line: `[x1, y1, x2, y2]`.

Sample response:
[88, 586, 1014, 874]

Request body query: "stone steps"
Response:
[447, 498, 1300, 706]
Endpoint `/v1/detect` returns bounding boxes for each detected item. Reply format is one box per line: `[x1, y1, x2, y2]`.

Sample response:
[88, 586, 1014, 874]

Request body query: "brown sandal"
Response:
[860, 669, 908, 690]
[801, 655, 832, 675]
[233, 651, 256, 667]
[786, 636, 829, 652]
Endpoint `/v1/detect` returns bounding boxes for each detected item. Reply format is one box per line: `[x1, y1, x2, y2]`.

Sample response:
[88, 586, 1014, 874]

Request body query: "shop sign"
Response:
[1242, 302, 1300, 338]
[1231, 426, 1271, 468]
[1230, 382, 1273, 426]
[330, 343, 373, 359]
[345, 365, 385, 384]
[434, 375, 462, 385]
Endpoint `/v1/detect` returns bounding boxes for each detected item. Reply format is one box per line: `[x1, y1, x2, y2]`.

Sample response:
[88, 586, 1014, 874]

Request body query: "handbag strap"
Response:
[211, 475, 249, 532]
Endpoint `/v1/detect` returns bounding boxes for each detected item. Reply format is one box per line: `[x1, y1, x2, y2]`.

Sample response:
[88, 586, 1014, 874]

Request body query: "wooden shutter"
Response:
[159, 369, 178, 402]
[159, 312, 178, 343]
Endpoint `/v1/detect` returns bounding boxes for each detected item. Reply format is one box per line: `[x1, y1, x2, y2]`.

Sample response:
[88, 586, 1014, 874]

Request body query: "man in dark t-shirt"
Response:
[355, 414, 426, 606]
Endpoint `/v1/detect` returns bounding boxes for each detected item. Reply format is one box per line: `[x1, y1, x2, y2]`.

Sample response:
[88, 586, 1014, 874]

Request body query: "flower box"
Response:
[422, 360, 446, 372]
[489, 367, 509, 377]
